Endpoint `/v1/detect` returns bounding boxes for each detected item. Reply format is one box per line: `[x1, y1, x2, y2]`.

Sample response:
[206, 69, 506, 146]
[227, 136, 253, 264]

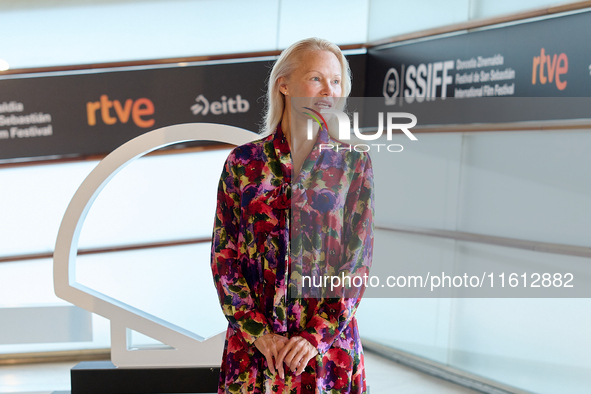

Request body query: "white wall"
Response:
[367, 0, 584, 42]
[0, 149, 231, 353]
[0, 0, 369, 70]
[356, 128, 591, 393]
[1, 0, 581, 70]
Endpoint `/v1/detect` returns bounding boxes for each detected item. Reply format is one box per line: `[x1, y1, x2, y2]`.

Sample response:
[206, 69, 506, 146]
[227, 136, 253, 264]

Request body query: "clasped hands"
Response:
[254, 333, 318, 378]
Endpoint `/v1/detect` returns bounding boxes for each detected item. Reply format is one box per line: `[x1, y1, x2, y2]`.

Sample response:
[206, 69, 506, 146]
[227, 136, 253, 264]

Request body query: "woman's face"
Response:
[280, 50, 343, 119]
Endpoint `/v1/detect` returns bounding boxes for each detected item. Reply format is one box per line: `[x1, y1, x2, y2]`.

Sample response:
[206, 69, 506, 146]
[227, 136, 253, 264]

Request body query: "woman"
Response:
[211, 37, 374, 394]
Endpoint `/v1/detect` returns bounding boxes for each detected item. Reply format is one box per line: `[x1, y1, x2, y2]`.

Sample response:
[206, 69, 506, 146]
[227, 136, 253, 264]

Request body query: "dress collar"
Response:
[272, 122, 330, 153]
[272, 123, 290, 157]
[271, 122, 330, 182]
[271, 123, 292, 180]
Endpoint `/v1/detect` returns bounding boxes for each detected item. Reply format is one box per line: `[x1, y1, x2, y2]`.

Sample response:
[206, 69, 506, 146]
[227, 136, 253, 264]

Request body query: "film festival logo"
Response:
[383, 68, 400, 105]
[191, 94, 249, 116]
[303, 106, 417, 153]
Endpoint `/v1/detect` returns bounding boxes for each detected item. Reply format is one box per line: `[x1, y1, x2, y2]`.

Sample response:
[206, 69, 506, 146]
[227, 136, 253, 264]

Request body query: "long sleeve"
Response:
[298, 153, 375, 354]
[210, 151, 271, 346]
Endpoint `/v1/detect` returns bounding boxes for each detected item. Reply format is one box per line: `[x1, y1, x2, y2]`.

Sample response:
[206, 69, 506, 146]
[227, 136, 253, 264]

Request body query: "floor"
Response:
[364, 352, 479, 393]
[0, 351, 479, 393]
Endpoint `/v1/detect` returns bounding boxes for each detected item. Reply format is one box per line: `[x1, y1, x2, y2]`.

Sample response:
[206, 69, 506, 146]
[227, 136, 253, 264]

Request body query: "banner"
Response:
[3, 5, 591, 163]
[364, 10, 591, 126]
[0, 54, 366, 162]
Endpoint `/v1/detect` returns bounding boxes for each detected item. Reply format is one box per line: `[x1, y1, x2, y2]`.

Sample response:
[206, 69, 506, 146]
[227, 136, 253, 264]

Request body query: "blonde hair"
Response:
[262, 37, 352, 136]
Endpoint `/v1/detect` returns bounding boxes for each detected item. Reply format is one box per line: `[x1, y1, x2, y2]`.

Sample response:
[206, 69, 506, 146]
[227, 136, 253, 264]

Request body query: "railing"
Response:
[3, 223, 589, 265]
[375, 225, 591, 259]
[0, 237, 212, 264]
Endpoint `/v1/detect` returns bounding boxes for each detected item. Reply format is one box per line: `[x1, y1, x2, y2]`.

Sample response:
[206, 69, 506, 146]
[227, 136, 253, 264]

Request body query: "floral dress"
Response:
[210, 123, 374, 394]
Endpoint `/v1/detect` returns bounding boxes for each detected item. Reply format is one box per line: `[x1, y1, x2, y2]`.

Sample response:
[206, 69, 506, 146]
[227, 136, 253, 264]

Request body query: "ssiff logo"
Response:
[304, 107, 417, 153]
[191, 94, 249, 116]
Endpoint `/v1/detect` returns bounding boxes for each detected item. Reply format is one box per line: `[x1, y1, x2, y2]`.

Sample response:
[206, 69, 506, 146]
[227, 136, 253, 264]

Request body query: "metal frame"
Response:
[53, 123, 258, 367]
[375, 225, 591, 259]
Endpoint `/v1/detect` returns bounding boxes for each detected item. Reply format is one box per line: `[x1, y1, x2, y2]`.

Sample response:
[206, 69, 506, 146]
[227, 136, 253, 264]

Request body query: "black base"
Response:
[70, 361, 220, 394]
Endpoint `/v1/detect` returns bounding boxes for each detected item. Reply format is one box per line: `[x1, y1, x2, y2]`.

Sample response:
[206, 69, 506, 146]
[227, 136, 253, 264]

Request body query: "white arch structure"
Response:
[54, 123, 259, 368]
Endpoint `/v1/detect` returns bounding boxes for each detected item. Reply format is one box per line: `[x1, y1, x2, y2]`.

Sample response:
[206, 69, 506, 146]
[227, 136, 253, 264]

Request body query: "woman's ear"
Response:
[278, 77, 288, 96]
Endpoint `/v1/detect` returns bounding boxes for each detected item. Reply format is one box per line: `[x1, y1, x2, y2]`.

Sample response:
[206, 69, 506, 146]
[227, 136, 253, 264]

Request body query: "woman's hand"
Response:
[254, 334, 289, 375]
[275, 336, 318, 378]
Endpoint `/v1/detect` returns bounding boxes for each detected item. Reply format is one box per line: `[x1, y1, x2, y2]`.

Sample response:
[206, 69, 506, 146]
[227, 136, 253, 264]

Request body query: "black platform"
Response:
[70, 361, 220, 394]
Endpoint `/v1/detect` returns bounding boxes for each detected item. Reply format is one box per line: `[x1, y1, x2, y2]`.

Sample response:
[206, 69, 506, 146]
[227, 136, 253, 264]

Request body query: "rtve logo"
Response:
[87, 95, 155, 128]
[531, 48, 568, 90]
